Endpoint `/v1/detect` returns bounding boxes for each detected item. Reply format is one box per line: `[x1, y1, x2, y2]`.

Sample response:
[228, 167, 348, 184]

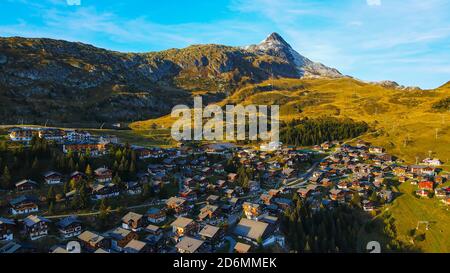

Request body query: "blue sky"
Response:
[1, 0, 450, 89]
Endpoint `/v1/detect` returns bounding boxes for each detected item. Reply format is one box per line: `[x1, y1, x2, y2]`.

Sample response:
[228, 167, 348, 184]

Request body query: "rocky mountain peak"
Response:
[258, 32, 291, 50]
[246, 32, 343, 78]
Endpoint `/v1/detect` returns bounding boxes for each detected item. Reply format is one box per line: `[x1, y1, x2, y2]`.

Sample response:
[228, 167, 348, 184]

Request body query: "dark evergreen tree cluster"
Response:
[108, 143, 137, 181]
[281, 199, 363, 253]
[0, 136, 53, 188]
[280, 117, 369, 146]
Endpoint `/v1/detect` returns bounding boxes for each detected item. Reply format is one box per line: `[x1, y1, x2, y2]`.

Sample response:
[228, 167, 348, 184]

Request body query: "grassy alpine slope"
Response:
[132, 77, 450, 170]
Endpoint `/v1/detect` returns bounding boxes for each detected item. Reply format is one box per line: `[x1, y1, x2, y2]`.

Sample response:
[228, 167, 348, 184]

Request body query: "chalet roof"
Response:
[105, 227, 132, 240]
[52, 247, 69, 253]
[43, 171, 62, 178]
[122, 212, 143, 223]
[23, 215, 50, 227]
[234, 242, 251, 253]
[0, 241, 22, 253]
[145, 224, 160, 233]
[171, 217, 193, 228]
[70, 171, 85, 178]
[166, 196, 186, 207]
[207, 194, 219, 200]
[78, 231, 104, 244]
[282, 168, 295, 175]
[234, 218, 268, 241]
[95, 167, 111, 175]
[199, 225, 220, 238]
[124, 239, 146, 252]
[175, 236, 204, 253]
[15, 179, 38, 187]
[146, 207, 162, 215]
[0, 217, 15, 225]
[94, 248, 109, 253]
[56, 216, 81, 229]
[9, 195, 38, 206]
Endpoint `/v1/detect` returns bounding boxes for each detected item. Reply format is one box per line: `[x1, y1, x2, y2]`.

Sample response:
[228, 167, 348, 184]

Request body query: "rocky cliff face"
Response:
[0, 33, 343, 125]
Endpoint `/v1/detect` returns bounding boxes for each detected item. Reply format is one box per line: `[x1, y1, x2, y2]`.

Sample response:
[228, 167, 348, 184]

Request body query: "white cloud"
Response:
[367, 0, 381, 6]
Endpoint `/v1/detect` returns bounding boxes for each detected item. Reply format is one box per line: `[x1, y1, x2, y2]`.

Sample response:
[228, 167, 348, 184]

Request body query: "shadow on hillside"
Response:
[356, 208, 422, 253]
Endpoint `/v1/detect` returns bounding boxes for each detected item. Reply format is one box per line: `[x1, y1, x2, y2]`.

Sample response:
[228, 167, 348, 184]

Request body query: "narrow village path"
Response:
[45, 200, 165, 219]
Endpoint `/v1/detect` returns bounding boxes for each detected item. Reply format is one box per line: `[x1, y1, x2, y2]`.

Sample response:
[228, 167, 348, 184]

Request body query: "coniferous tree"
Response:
[48, 202, 55, 215]
[47, 186, 56, 205]
[85, 164, 92, 178]
[1, 166, 12, 189]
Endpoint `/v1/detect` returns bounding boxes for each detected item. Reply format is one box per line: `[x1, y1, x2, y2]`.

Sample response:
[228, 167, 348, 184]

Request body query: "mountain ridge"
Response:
[0, 33, 445, 126]
[0, 33, 343, 125]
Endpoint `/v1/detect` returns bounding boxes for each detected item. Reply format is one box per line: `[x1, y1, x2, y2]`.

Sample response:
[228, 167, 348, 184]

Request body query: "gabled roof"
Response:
[170, 217, 193, 228]
[9, 195, 38, 206]
[0, 217, 15, 225]
[56, 216, 81, 229]
[94, 248, 109, 253]
[105, 227, 132, 240]
[122, 212, 143, 223]
[15, 179, 38, 187]
[175, 236, 204, 253]
[234, 242, 251, 253]
[145, 224, 161, 233]
[78, 231, 104, 244]
[0, 241, 22, 253]
[95, 167, 111, 175]
[23, 215, 50, 227]
[166, 196, 186, 206]
[43, 171, 62, 178]
[124, 239, 146, 252]
[198, 225, 220, 238]
[146, 207, 163, 215]
[234, 218, 268, 241]
[70, 171, 85, 178]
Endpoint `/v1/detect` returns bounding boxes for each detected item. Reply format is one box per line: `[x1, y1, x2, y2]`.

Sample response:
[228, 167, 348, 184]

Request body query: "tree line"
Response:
[280, 117, 369, 146]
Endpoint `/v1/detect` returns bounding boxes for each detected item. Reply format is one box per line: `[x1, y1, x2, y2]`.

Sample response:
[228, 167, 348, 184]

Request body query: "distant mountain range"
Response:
[0, 33, 435, 125]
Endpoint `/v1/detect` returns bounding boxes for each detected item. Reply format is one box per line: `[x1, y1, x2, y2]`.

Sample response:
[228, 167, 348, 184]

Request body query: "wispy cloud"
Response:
[366, 0, 381, 6]
[0, 5, 268, 51]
